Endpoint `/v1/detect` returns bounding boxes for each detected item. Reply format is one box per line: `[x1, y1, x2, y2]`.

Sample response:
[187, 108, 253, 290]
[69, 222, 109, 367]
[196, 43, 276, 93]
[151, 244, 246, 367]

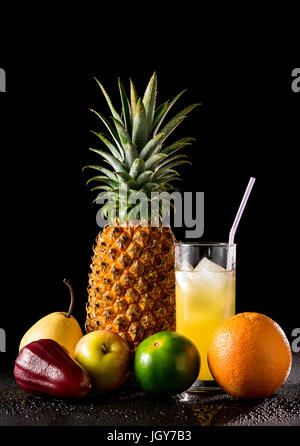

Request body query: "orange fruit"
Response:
[207, 312, 292, 399]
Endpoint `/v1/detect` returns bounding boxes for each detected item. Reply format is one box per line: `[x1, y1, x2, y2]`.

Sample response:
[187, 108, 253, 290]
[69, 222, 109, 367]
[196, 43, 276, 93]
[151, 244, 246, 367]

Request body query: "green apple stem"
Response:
[63, 278, 74, 318]
[101, 343, 107, 354]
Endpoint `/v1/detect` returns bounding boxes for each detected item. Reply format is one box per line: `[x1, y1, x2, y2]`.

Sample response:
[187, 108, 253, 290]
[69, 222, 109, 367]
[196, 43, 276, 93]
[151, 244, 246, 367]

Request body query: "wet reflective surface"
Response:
[0, 354, 299, 426]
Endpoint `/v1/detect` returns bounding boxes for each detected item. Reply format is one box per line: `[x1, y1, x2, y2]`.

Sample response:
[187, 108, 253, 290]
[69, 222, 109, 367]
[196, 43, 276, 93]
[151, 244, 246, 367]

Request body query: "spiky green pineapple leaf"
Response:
[130, 79, 138, 124]
[162, 137, 196, 155]
[158, 176, 182, 184]
[114, 171, 133, 182]
[156, 173, 182, 182]
[111, 117, 132, 146]
[94, 77, 122, 122]
[165, 184, 180, 192]
[129, 158, 146, 179]
[153, 89, 187, 136]
[145, 153, 168, 170]
[87, 74, 200, 215]
[160, 104, 200, 142]
[132, 98, 148, 149]
[156, 153, 188, 170]
[152, 168, 180, 180]
[126, 180, 141, 190]
[160, 116, 186, 141]
[89, 148, 127, 174]
[136, 170, 154, 186]
[118, 78, 131, 132]
[123, 141, 139, 169]
[89, 109, 124, 158]
[90, 185, 114, 192]
[151, 101, 169, 131]
[90, 131, 123, 162]
[156, 159, 192, 171]
[86, 175, 119, 188]
[114, 173, 139, 190]
[139, 133, 165, 161]
[82, 164, 118, 180]
[143, 72, 157, 138]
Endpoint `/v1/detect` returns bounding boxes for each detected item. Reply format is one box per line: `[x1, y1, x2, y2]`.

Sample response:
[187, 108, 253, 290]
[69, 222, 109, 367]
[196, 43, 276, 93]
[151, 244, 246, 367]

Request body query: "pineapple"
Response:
[85, 73, 199, 351]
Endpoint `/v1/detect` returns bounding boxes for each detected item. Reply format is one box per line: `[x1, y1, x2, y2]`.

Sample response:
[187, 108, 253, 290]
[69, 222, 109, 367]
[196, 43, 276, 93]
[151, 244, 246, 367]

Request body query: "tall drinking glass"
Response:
[175, 242, 236, 389]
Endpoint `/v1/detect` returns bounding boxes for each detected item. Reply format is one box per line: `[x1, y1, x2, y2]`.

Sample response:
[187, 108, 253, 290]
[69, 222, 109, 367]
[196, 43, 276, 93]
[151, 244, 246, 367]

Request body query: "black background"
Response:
[0, 18, 299, 367]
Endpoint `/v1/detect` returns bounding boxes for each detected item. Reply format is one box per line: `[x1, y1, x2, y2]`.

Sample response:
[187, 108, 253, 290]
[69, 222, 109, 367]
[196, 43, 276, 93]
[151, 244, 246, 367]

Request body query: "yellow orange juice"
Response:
[176, 258, 235, 381]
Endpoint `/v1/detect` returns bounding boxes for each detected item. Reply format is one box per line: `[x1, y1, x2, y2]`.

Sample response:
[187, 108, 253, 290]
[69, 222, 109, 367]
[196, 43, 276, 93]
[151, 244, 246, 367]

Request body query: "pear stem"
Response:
[63, 278, 74, 318]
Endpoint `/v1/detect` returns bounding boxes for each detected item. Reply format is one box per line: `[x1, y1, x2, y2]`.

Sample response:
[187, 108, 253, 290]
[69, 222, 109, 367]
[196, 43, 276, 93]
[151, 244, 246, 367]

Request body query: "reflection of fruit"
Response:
[134, 331, 200, 395]
[14, 339, 91, 398]
[74, 330, 131, 392]
[19, 279, 83, 355]
[84, 73, 199, 350]
[207, 312, 292, 399]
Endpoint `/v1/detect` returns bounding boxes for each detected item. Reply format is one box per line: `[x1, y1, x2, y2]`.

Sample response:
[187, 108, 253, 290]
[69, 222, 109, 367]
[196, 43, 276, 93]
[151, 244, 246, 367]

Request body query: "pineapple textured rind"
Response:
[85, 222, 176, 350]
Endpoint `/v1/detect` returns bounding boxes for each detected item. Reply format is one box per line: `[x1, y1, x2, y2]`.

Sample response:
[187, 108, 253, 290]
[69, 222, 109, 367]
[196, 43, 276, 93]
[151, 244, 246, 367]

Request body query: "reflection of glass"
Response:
[175, 243, 236, 386]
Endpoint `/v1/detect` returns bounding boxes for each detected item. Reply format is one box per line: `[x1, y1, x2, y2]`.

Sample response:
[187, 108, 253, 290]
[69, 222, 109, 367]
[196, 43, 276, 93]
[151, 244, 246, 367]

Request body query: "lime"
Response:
[134, 331, 200, 395]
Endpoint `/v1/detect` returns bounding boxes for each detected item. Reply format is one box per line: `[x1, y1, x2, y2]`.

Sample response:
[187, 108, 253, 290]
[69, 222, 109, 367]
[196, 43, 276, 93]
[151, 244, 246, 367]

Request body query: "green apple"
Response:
[74, 330, 131, 392]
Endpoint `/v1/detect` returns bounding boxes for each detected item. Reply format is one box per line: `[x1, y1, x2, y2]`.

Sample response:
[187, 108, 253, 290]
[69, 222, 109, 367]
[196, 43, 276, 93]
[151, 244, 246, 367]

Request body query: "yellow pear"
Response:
[19, 279, 83, 355]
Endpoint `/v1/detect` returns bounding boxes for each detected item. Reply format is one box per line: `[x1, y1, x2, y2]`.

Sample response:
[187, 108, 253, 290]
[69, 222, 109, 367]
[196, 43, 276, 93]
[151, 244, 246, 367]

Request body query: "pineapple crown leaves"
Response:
[84, 72, 200, 223]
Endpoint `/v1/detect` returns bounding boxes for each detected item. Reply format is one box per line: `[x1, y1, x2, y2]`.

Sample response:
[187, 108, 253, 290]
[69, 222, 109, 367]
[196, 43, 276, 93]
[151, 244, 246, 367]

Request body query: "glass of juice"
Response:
[175, 242, 236, 390]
